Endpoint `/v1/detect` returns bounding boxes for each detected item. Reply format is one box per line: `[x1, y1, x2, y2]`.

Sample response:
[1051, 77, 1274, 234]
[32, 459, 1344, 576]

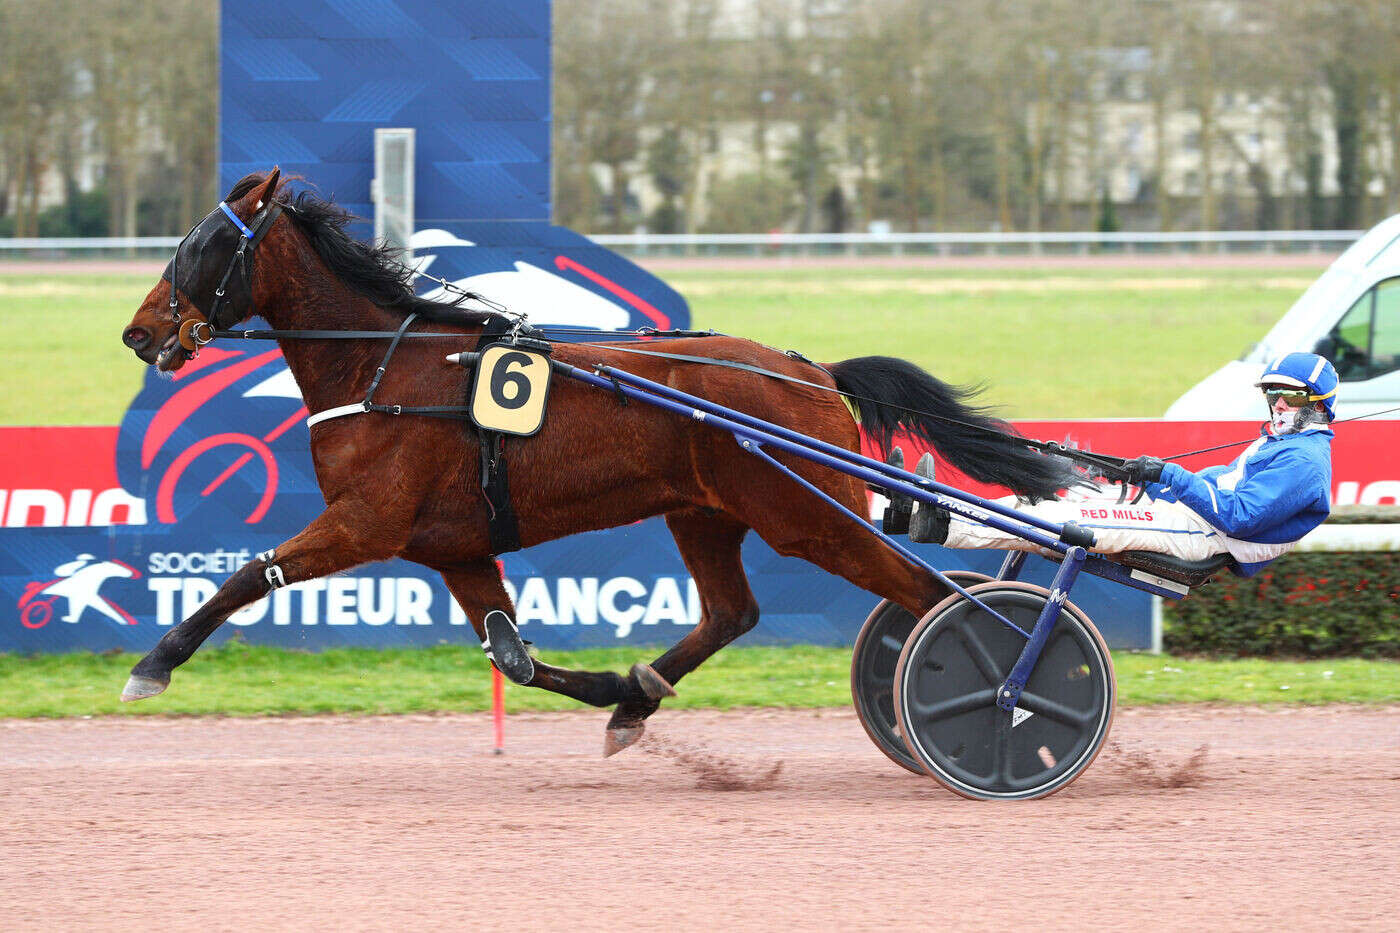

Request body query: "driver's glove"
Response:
[1123, 456, 1165, 486]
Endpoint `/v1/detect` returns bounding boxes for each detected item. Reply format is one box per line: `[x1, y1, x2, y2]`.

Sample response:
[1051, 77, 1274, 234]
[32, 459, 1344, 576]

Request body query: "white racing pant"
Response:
[943, 487, 1230, 561]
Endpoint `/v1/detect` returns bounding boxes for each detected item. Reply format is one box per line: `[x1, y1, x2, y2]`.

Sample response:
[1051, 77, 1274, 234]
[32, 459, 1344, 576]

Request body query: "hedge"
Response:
[1164, 551, 1400, 657]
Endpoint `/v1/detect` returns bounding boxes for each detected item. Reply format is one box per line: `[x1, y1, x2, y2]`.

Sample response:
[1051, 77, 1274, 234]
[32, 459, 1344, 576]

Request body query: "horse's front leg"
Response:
[122, 504, 393, 701]
[440, 561, 674, 716]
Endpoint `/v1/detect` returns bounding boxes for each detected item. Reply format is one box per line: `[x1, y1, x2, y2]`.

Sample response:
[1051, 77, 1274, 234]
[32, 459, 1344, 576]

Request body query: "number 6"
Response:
[489, 351, 534, 410]
[469, 345, 552, 436]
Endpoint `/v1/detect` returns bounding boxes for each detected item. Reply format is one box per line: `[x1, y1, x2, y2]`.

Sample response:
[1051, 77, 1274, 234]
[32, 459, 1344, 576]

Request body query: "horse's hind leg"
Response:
[439, 561, 669, 710]
[746, 497, 947, 620]
[603, 509, 758, 756]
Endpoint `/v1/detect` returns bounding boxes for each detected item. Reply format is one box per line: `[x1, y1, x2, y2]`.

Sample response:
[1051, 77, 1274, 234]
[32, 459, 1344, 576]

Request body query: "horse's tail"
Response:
[827, 355, 1086, 501]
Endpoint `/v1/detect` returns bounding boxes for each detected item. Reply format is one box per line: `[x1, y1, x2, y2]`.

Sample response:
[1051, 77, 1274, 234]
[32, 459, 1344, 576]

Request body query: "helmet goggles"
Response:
[1261, 386, 1332, 409]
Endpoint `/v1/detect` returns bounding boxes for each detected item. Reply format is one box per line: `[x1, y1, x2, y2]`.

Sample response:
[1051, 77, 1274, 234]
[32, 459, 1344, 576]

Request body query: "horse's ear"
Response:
[248, 166, 282, 210]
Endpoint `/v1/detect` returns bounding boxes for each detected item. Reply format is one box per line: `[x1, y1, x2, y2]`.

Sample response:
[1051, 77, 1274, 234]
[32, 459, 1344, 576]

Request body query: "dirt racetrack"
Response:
[2, 706, 1395, 931]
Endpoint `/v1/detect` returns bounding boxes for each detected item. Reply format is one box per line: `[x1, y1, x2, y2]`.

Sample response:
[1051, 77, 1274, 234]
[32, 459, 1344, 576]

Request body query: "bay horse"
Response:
[119, 168, 1079, 754]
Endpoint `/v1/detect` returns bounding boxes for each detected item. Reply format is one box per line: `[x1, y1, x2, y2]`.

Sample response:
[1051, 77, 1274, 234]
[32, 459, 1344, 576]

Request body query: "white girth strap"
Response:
[306, 401, 369, 428]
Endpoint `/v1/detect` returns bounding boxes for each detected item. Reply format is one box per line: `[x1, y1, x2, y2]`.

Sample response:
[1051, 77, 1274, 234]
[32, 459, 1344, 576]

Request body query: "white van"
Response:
[1166, 214, 1400, 420]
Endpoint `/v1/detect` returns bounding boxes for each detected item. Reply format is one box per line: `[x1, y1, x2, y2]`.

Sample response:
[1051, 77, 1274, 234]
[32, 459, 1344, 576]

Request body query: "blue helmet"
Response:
[1256, 352, 1339, 421]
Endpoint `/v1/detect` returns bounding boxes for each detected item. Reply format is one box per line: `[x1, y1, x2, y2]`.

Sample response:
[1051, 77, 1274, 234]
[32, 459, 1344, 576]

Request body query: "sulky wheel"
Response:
[893, 581, 1114, 800]
[851, 571, 992, 774]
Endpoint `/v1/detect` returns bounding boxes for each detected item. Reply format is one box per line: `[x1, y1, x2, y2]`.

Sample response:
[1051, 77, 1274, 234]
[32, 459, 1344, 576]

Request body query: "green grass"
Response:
[0, 262, 1325, 424]
[0, 273, 152, 425]
[667, 264, 1321, 419]
[1, 643, 1395, 718]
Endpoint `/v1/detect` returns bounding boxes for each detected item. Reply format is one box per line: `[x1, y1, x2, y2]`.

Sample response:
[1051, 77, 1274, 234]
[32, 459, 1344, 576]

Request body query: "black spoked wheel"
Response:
[851, 572, 992, 775]
[893, 582, 1115, 800]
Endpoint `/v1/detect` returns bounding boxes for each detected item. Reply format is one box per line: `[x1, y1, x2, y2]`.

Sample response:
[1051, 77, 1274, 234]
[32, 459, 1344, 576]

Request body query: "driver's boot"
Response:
[908, 453, 950, 545]
[881, 447, 913, 535]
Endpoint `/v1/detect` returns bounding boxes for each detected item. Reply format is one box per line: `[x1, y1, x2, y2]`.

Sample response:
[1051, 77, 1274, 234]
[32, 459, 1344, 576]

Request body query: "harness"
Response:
[169, 194, 1392, 559]
[475, 315, 528, 554]
[164, 198, 1123, 538]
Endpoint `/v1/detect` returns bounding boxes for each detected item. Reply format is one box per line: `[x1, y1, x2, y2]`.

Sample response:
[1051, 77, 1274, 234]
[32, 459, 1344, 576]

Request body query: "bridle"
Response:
[163, 198, 283, 352]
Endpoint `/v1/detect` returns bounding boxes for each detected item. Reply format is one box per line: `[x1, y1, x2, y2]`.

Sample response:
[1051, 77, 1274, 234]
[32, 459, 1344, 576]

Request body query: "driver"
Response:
[904, 352, 1337, 577]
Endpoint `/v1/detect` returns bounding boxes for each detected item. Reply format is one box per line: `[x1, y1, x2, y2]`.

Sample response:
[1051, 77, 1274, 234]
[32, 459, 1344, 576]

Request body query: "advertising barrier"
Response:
[5, 346, 1394, 657]
[0, 0, 1322, 657]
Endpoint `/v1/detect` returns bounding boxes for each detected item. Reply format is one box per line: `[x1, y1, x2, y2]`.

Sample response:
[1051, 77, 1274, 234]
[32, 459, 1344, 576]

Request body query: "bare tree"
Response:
[0, 0, 76, 236]
[555, 1, 658, 233]
[7, 0, 1400, 236]
[151, 0, 217, 229]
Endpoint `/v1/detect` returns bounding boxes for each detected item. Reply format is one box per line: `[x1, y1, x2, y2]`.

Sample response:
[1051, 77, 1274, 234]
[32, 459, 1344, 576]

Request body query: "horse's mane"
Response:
[224, 173, 501, 327]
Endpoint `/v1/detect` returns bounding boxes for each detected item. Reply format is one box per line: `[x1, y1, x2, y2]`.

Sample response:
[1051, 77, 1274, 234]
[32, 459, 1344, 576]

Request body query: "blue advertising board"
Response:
[222, 0, 554, 225]
[3, 357, 1152, 655]
[0, 0, 1153, 655]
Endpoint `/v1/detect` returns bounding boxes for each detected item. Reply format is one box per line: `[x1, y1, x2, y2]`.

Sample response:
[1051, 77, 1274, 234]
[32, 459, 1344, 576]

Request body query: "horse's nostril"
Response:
[123, 326, 152, 350]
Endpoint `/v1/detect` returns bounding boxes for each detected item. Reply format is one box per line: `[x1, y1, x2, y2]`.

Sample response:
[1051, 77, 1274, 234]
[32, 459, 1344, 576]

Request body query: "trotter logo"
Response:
[18, 555, 142, 629]
[116, 342, 309, 527]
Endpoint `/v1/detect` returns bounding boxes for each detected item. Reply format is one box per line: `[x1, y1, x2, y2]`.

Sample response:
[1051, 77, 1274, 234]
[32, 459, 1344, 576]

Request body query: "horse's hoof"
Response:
[631, 663, 676, 700]
[604, 723, 645, 758]
[483, 610, 535, 685]
[121, 675, 168, 703]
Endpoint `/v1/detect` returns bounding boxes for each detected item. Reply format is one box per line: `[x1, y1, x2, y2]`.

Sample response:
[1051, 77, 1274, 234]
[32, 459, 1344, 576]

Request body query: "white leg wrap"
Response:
[259, 549, 287, 588]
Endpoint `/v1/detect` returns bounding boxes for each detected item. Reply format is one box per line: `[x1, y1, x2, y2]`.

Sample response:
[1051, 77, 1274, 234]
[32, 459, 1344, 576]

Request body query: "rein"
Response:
[209, 320, 804, 429]
[199, 306, 1130, 477]
[202, 325, 720, 342]
[1161, 404, 1400, 461]
[165, 197, 1388, 485]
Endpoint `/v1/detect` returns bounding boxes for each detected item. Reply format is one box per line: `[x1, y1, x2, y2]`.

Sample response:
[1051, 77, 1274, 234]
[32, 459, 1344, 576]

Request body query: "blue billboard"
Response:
[1, 345, 1151, 652]
[0, 0, 1152, 655]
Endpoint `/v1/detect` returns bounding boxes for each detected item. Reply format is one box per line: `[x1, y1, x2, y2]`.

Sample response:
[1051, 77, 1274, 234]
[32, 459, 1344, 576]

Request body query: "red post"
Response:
[492, 557, 507, 754]
[492, 664, 505, 754]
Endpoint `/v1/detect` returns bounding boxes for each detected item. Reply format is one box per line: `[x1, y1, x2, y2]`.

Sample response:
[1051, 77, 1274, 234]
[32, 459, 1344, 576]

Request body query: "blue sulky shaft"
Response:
[552, 359, 1092, 636]
[548, 358, 1188, 694]
[588, 363, 1070, 540]
[737, 436, 1028, 638]
[575, 363, 1188, 602]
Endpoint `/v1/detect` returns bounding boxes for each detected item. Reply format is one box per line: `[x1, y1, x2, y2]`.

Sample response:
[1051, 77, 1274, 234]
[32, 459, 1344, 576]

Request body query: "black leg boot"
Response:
[881, 447, 913, 535]
[908, 453, 950, 544]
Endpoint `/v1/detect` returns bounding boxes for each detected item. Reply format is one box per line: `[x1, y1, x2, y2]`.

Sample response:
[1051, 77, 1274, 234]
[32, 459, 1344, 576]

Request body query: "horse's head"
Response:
[122, 168, 286, 372]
